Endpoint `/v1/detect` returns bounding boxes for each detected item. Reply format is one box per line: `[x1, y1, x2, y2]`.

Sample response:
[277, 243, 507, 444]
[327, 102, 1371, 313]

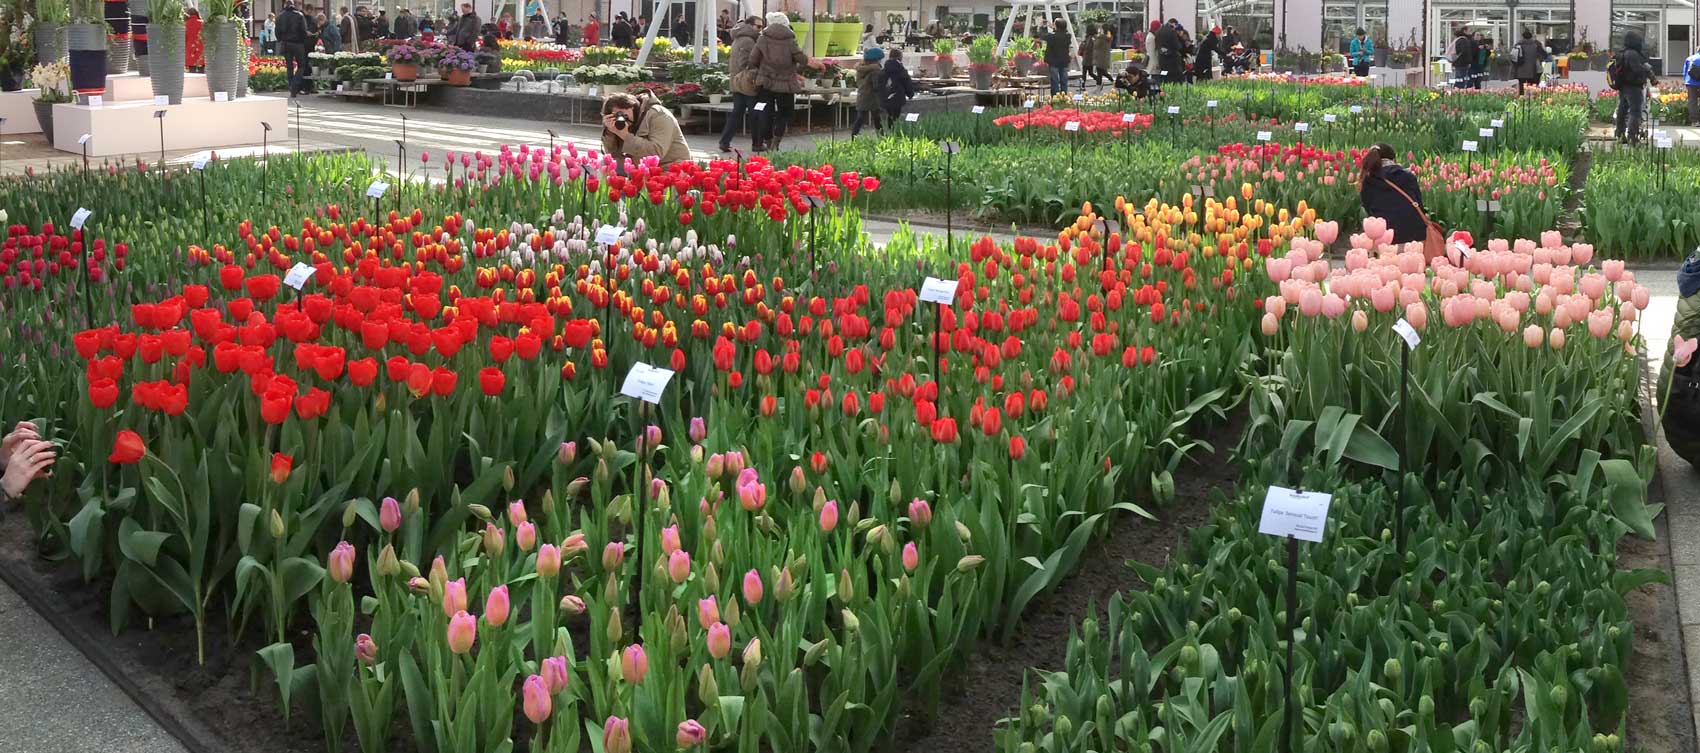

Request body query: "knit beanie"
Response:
[765, 12, 789, 27]
[864, 46, 885, 62]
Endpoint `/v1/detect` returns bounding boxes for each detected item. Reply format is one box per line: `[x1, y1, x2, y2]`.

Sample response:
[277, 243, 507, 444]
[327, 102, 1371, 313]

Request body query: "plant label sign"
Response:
[1349, 105, 1363, 114]
[1256, 130, 1272, 142]
[78, 133, 92, 145]
[1392, 318, 1421, 350]
[1072, 94, 1085, 103]
[1479, 127, 1494, 138]
[1207, 100, 1219, 108]
[70, 208, 92, 230]
[1453, 239, 1474, 260]
[918, 276, 959, 304]
[214, 92, 229, 102]
[283, 262, 316, 290]
[1461, 140, 1478, 152]
[1491, 118, 1505, 128]
[904, 113, 920, 122]
[366, 181, 390, 199]
[1323, 114, 1337, 123]
[1295, 122, 1309, 133]
[88, 95, 103, 107]
[940, 141, 961, 155]
[1121, 113, 1137, 123]
[970, 105, 986, 114]
[1190, 185, 1203, 196]
[1658, 137, 1675, 149]
[803, 194, 828, 209]
[1489, 200, 1501, 211]
[594, 224, 623, 246]
[1023, 99, 1035, 109]
[1063, 121, 1080, 132]
[154, 95, 170, 106]
[753, 101, 767, 111]
[587, 86, 599, 96]
[1257, 486, 1332, 542]
[619, 362, 674, 404]
[192, 158, 209, 170]
[1202, 185, 1215, 197]
[1166, 106, 1180, 115]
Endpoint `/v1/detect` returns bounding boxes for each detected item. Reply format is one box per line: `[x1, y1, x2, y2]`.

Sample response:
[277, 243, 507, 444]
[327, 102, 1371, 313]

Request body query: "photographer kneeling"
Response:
[601, 92, 693, 169]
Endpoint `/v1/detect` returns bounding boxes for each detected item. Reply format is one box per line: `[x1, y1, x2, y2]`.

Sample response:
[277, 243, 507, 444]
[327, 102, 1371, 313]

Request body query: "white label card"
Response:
[1454, 239, 1474, 258]
[1658, 137, 1675, 149]
[1257, 486, 1333, 542]
[753, 101, 767, 111]
[1479, 127, 1494, 138]
[619, 362, 675, 404]
[970, 105, 985, 114]
[918, 276, 959, 304]
[1461, 140, 1478, 152]
[1392, 318, 1421, 349]
[1072, 94, 1084, 103]
[1063, 121, 1080, 132]
[214, 92, 229, 102]
[1203, 185, 1215, 197]
[904, 113, 919, 122]
[940, 141, 961, 154]
[88, 95, 103, 107]
[1023, 99, 1035, 108]
[78, 133, 91, 145]
[154, 95, 170, 106]
[70, 208, 92, 229]
[1295, 122, 1309, 132]
[366, 181, 390, 198]
[1323, 114, 1337, 123]
[588, 86, 600, 96]
[1121, 113, 1136, 123]
[283, 262, 315, 290]
[1491, 118, 1504, 127]
[1349, 105, 1363, 114]
[1489, 200, 1501, 211]
[1256, 130, 1272, 141]
[1167, 105, 1180, 115]
[594, 224, 623, 245]
[1207, 100, 1218, 108]
[192, 158, 209, 170]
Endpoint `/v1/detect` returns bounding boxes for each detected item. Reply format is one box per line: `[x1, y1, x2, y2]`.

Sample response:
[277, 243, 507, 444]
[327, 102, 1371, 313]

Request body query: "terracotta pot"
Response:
[393, 62, 418, 81]
[444, 68, 471, 85]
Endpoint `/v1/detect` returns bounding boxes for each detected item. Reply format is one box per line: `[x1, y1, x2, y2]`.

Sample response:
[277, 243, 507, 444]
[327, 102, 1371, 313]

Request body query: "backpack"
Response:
[1688, 58, 1700, 82]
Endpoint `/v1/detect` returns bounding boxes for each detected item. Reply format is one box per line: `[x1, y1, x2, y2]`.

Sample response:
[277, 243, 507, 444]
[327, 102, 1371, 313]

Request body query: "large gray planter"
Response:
[968, 66, 994, 90]
[150, 23, 185, 102]
[108, 37, 133, 73]
[66, 22, 108, 96]
[129, 0, 151, 76]
[35, 23, 67, 65]
[205, 21, 239, 98]
[106, 0, 132, 73]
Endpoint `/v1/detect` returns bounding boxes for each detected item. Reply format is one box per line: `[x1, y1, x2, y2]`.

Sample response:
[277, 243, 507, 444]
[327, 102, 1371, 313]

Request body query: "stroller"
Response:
[1666, 251, 1700, 466]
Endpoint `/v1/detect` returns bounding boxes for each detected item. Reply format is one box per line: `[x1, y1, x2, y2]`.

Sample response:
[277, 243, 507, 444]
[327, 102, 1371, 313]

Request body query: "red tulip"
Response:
[479, 367, 506, 396]
[88, 378, 119, 409]
[271, 453, 293, 484]
[109, 429, 145, 464]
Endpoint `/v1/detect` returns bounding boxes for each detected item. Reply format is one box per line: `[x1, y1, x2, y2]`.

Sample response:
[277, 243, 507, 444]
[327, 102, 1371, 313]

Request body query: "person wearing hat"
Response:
[718, 15, 763, 153]
[1224, 42, 1253, 73]
[851, 47, 887, 137]
[747, 11, 809, 152]
[1154, 18, 1182, 83]
[1195, 26, 1221, 80]
[1348, 28, 1374, 77]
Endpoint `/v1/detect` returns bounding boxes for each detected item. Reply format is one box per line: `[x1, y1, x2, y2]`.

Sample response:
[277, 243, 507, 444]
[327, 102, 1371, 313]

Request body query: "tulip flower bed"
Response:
[1581, 146, 1700, 259]
[1001, 228, 1660, 753]
[0, 145, 1307, 753]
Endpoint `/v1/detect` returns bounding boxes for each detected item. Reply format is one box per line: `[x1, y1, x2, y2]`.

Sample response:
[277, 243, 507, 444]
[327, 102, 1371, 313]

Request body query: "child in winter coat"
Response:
[851, 47, 886, 137]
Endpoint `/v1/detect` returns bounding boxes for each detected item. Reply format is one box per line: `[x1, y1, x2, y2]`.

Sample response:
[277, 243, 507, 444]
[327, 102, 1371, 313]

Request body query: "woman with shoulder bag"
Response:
[1358, 143, 1444, 259]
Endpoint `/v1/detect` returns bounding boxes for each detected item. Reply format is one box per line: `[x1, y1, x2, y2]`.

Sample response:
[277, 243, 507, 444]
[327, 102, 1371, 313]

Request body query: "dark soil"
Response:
[1624, 459, 1698, 753]
[0, 523, 346, 753]
[893, 410, 1245, 753]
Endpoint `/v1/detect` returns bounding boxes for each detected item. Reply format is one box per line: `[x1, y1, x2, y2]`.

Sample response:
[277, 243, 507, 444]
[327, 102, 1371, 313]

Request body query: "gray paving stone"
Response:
[0, 581, 20, 613]
[1676, 565, 1700, 626]
[1671, 513, 1700, 567]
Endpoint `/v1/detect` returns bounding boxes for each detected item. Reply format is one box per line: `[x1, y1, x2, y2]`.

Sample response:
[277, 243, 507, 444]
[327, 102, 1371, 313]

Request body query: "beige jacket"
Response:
[602, 94, 693, 166]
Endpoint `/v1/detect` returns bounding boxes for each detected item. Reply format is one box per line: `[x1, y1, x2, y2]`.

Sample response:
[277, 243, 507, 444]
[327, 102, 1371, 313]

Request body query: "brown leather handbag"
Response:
[1381, 177, 1446, 261]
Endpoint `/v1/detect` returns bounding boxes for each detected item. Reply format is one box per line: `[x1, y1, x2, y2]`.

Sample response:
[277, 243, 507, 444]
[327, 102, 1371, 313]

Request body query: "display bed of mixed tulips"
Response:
[0, 73, 1680, 753]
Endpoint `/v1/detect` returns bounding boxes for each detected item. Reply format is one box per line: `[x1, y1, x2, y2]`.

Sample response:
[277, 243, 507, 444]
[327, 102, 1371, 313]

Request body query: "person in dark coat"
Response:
[747, 12, 809, 151]
[1039, 18, 1072, 94]
[275, 1, 310, 96]
[1154, 20, 1182, 82]
[850, 47, 885, 136]
[450, 2, 480, 51]
[1512, 29, 1549, 95]
[611, 13, 634, 47]
[1114, 63, 1153, 99]
[1357, 143, 1428, 247]
[1194, 26, 1220, 80]
[1447, 27, 1475, 87]
[881, 46, 916, 124]
[393, 8, 418, 39]
[1614, 30, 1655, 144]
[718, 16, 762, 153]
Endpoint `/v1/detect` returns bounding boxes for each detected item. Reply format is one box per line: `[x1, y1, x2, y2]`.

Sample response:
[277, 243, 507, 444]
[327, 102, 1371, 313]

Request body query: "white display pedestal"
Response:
[1568, 70, 1611, 97]
[0, 73, 209, 135]
[53, 95, 289, 156]
[0, 91, 41, 133]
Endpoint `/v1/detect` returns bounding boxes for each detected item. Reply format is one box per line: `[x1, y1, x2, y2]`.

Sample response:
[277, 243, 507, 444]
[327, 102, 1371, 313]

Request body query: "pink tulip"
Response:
[508, 500, 528, 526]
[668, 549, 692, 583]
[483, 523, 505, 556]
[355, 633, 378, 665]
[1320, 294, 1347, 319]
[1370, 285, 1396, 313]
[1363, 217, 1388, 240]
[902, 541, 920, 571]
[447, 610, 477, 654]
[1298, 289, 1323, 317]
[819, 500, 839, 532]
[1676, 335, 1698, 368]
[1260, 312, 1280, 336]
[1315, 220, 1339, 245]
[523, 674, 552, 724]
[698, 596, 720, 629]
[604, 716, 631, 753]
[485, 585, 511, 627]
[558, 441, 578, 464]
[1603, 259, 1625, 282]
[536, 543, 562, 578]
[743, 569, 764, 605]
[1344, 248, 1369, 271]
[706, 621, 731, 658]
[1494, 305, 1520, 333]
[1264, 295, 1287, 318]
[1587, 310, 1613, 339]
[1573, 243, 1594, 264]
[379, 496, 402, 532]
[1522, 325, 1544, 348]
[327, 541, 356, 584]
[542, 655, 570, 693]
[603, 541, 625, 571]
[1549, 328, 1566, 350]
[1266, 257, 1292, 283]
[1351, 310, 1368, 332]
[677, 719, 707, 748]
[621, 644, 649, 683]
[1617, 320, 1635, 341]
[444, 578, 468, 616]
[689, 416, 707, 443]
[562, 532, 588, 558]
[516, 522, 537, 552]
[1405, 302, 1428, 330]
[1632, 286, 1650, 310]
[1541, 230, 1563, 249]
[909, 499, 932, 529]
[661, 525, 681, 555]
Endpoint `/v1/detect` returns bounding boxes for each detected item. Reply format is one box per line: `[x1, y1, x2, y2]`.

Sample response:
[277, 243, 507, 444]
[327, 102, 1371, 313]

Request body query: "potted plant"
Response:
[36, 0, 71, 64]
[30, 61, 71, 143]
[437, 46, 475, 85]
[932, 37, 956, 78]
[834, 13, 861, 55]
[202, 0, 240, 99]
[128, 0, 150, 75]
[700, 70, 727, 104]
[66, 0, 107, 99]
[1008, 34, 1036, 76]
[388, 41, 421, 81]
[1373, 35, 1389, 66]
[149, 0, 184, 102]
[966, 34, 999, 90]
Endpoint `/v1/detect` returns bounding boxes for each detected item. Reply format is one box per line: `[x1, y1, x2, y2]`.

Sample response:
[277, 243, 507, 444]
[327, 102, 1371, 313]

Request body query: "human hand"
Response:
[602, 114, 629, 138]
[1, 438, 54, 500]
[0, 421, 40, 471]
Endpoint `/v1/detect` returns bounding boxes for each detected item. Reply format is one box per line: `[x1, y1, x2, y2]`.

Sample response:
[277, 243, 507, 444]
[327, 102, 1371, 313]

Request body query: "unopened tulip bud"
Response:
[603, 541, 625, 571]
[677, 720, 707, 749]
[804, 637, 830, 666]
[407, 576, 430, 595]
[562, 532, 588, 558]
[902, 542, 920, 572]
[742, 569, 763, 604]
[742, 637, 762, 668]
[270, 509, 286, 538]
[706, 453, 725, 479]
[516, 521, 537, 551]
[536, 543, 562, 577]
[668, 550, 692, 583]
[711, 539, 725, 565]
[468, 504, 494, 523]
[447, 610, 477, 654]
[355, 633, 378, 665]
[605, 606, 623, 642]
[482, 523, 505, 556]
[697, 663, 719, 706]
[559, 594, 586, 615]
[403, 488, 420, 514]
[789, 466, 807, 495]
[705, 563, 721, 593]
[841, 609, 860, 633]
[376, 544, 400, 576]
[909, 499, 932, 529]
[604, 573, 620, 604]
[773, 567, 794, 603]
[889, 478, 902, 505]
[428, 555, 447, 597]
[706, 621, 731, 658]
[603, 716, 631, 753]
[380, 496, 402, 532]
[594, 458, 611, 486]
[955, 521, 972, 544]
[836, 569, 853, 603]
[341, 501, 359, 528]
[502, 466, 516, 491]
[485, 585, 511, 627]
[567, 476, 590, 498]
[688, 416, 707, 443]
[691, 445, 704, 464]
[558, 441, 577, 465]
[957, 554, 986, 572]
[620, 644, 649, 684]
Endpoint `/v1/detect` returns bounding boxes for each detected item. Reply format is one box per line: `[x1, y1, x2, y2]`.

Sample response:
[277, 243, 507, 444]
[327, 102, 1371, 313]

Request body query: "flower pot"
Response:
[1373, 48, 1389, 67]
[393, 62, 418, 81]
[968, 66, 994, 89]
[832, 23, 858, 55]
[205, 21, 239, 98]
[106, 1, 133, 73]
[33, 99, 56, 144]
[129, 0, 150, 74]
[150, 23, 185, 103]
[1013, 55, 1033, 77]
[707, 93, 723, 103]
[935, 58, 955, 78]
[1592, 55, 1609, 72]
[66, 23, 109, 96]
[35, 23, 67, 65]
[444, 68, 471, 85]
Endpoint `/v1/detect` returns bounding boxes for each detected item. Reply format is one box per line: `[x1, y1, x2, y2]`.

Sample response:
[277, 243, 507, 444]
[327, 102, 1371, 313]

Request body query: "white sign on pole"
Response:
[1453, 239, 1474, 259]
[1392, 318, 1421, 349]
[191, 157, 209, 170]
[283, 262, 316, 290]
[1295, 122, 1309, 132]
[1256, 130, 1272, 141]
[940, 141, 961, 154]
[904, 113, 920, 122]
[970, 105, 986, 114]
[619, 362, 675, 404]
[154, 95, 170, 106]
[1257, 486, 1333, 542]
[1323, 114, 1337, 123]
[1166, 105, 1180, 115]
[1490, 118, 1505, 128]
[918, 276, 959, 304]
[1206, 100, 1218, 108]
[1349, 105, 1363, 114]
[752, 101, 766, 111]
[1479, 127, 1494, 138]
[1023, 99, 1036, 108]
[365, 180, 390, 198]
[594, 224, 623, 245]
[1461, 140, 1479, 152]
[70, 208, 92, 229]
[88, 95, 103, 107]
[77, 133, 91, 145]
[1071, 94, 1084, 103]
[1121, 112, 1137, 123]
[214, 92, 229, 102]
[1063, 121, 1080, 132]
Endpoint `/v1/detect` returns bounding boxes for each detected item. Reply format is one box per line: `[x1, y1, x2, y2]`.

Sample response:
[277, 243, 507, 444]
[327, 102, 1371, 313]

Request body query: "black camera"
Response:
[613, 113, 630, 129]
